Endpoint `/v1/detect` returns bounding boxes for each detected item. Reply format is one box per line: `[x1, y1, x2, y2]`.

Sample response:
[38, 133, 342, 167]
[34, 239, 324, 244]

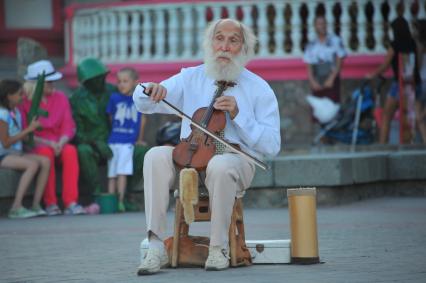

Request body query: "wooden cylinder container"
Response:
[287, 187, 320, 264]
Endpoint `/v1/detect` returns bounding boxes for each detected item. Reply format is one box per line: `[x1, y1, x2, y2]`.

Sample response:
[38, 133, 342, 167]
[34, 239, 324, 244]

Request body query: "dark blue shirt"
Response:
[106, 92, 141, 144]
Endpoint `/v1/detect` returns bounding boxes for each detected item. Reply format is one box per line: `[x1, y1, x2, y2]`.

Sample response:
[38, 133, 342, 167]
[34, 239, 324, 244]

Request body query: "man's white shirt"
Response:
[133, 64, 281, 160]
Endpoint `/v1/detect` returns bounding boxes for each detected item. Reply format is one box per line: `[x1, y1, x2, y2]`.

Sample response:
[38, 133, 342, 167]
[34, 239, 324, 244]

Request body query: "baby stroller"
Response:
[313, 81, 377, 148]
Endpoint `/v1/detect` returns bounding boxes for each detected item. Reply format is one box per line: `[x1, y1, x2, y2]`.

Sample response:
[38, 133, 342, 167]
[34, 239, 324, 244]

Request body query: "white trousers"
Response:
[143, 146, 255, 247]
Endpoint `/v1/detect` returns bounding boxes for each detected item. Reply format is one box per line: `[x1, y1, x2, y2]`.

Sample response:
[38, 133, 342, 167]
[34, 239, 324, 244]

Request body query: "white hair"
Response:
[203, 19, 257, 81]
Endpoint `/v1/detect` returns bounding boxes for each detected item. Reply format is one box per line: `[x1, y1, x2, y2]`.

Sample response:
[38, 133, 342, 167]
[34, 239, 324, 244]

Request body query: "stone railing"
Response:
[65, 0, 424, 64]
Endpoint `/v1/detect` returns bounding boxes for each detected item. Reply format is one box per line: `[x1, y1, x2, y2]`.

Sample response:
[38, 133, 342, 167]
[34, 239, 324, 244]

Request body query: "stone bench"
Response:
[1, 150, 426, 213]
[242, 150, 426, 207]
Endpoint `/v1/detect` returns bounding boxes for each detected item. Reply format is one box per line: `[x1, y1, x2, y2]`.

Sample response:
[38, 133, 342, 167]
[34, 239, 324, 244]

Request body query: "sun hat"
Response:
[24, 60, 63, 81]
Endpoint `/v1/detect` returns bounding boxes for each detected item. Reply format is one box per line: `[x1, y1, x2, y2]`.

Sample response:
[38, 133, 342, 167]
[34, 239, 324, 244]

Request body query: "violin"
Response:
[140, 84, 268, 171]
[172, 81, 234, 171]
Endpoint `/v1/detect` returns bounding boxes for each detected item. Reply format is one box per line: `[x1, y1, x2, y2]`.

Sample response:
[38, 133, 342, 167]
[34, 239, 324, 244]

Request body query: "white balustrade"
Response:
[99, 12, 108, 60]
[109, 12, 118, 60]
[68, 0, 425, 65]
[118, 11, 128, 61]
[358, 0, 367, 53]
[372, 0, 384, 53]
[340, 0, 351, 54]
[257, 3, 268, 57]
[155, 8, 166, 60]
[211, 5, 221, 22]
[169, 7, 179, 59]
[325, 1, 334, 45]
[91, 14, 99, 59]
[307, 2, 317, 42]
[181, 6, 192, 58]
[194, 4, 206, 58]
[227, 3, 237, 20]
[241, 4, 253, 34]
[291, 2, 302, 56]
[274, 2, 285, 57]
[129, 11, 140, 61]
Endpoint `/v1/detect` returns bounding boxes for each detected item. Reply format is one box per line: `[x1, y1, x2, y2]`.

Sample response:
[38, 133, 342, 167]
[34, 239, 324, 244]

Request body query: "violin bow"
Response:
[139, 84, 268, 171]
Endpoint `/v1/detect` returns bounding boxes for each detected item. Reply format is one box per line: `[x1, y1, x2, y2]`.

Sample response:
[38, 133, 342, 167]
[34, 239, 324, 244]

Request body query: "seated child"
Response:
[106, 68, 147, 212]
[0, 79, 50, 218]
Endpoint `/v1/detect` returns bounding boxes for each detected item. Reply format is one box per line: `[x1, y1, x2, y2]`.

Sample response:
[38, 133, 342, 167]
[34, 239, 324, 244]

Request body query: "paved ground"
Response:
[1, 197, 426, 283]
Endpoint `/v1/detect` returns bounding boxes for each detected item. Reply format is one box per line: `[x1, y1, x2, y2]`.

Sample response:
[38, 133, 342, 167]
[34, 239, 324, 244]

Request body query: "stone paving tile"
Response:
[0, 197, 425, 283]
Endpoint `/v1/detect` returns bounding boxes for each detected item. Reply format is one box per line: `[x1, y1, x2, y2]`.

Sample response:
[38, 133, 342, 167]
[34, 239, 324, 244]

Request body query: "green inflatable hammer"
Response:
[27, 72, 49, 148]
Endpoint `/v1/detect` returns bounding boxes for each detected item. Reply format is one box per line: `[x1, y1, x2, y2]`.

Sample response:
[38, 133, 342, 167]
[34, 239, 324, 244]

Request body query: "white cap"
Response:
[24, 60, 63, 81]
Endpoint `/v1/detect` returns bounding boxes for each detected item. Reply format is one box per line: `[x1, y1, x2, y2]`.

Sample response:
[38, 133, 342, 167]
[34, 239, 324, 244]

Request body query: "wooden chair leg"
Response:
[229, 200, 238, 267]
[236, 199, 246, 243]
[172, 200, 183, 267]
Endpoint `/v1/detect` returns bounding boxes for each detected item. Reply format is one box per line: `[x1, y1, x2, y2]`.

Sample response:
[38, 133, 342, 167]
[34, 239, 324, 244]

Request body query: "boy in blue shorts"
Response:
[106, 68, 147, 212]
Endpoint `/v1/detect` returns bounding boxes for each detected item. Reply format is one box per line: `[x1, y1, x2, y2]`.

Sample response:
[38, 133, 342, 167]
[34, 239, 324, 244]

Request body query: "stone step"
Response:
[2, 149, 425, 198]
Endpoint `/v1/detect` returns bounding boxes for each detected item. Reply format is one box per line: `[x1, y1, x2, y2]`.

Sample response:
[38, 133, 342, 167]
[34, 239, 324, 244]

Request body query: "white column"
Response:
[325, 1, 334, 34]
[108, 11, 118, 62]
[274, 1, 285, 57]
[151, 9, 159, 60]
[257, 2, 269, 57]
[81, 16, 89, 59]
[372, 0, 384, 53]
[118, 11, 128, 61]
[212, 5, 221, 21]
[100, 12, 109, 60]
[155, 8, 166, 60]
[92, 14, 100, 59]
[307, 1, 316, 42]
[241, 4, 253, 31]
[181, 5, 192, 58]
[71, 16, 80, 63]
[169, 8, 179, 59]
[357, 0, 367, 52]
[291, 2, 302, 56]
[194, 4, 207, 58]
[340, 0, 351, 54]
[142, 9, 152, 61]
[130, 11, 141, 61]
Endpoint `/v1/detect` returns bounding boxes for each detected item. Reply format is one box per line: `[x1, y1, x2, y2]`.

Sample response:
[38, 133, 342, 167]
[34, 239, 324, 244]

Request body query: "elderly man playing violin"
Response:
[133, 18, 281, 274]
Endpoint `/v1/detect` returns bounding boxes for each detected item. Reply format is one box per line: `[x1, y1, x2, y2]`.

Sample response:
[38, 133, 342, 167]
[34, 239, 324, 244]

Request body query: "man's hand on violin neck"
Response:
[214, 96, 239, 120]
[146, 83, 167, 103]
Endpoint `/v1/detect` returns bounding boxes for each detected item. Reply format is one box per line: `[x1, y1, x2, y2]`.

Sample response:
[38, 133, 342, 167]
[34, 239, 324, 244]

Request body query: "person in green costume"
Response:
[70, 58, 148, 204]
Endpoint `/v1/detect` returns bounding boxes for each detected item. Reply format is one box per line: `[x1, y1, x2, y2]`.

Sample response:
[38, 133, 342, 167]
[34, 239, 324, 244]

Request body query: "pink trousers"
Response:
[34, 144, 79, 207]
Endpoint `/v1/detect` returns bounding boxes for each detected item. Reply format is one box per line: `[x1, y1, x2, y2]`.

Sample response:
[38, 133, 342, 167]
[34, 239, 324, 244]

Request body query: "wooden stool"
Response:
[170, 188, 250, 267]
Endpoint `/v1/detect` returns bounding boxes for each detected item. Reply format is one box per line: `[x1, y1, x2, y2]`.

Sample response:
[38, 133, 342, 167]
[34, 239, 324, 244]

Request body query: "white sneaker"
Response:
[137, 248, 169, 275]
[205, 246, 230, 271]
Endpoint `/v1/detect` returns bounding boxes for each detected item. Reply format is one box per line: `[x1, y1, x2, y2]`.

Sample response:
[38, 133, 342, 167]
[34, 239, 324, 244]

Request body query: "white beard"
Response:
[204, 50, 249, 81]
